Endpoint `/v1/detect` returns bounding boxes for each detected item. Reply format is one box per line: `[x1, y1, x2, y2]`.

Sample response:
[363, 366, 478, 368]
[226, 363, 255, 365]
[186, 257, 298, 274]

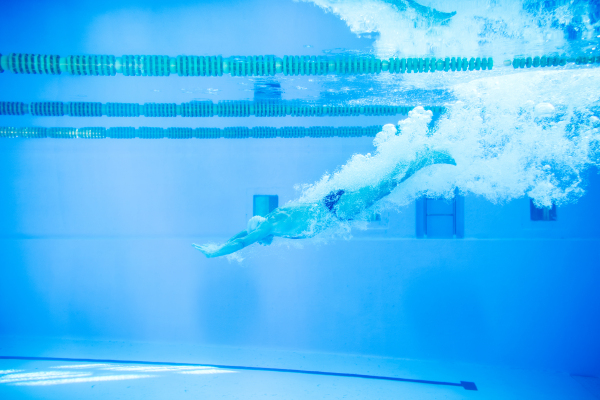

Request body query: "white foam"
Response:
[444, 68, 600, 207]
[299, 0, 599, 60]
[297, 69, 600, 214]
[535, 102, 555, 116]
[373, 123, 397, 147]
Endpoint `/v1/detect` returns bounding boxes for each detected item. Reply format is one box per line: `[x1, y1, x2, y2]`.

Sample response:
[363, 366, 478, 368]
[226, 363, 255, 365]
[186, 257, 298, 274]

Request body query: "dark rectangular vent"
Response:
[416, 189, 464, 238]
[253, 195, 278, 217]
[530, 200, 557, 221]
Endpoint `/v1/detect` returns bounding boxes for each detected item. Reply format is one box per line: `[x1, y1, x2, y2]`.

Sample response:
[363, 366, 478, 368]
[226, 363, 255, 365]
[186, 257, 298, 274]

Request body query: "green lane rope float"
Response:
[0, 126, 383, 139]
[0, 53, 494, 76]
[504, 54, 600, 68]
[2, 52, 598, 77]
[0, 101, 445, 117]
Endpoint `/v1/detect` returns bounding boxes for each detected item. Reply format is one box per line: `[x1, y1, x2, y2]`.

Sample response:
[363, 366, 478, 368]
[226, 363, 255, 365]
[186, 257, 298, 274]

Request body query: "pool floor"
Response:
[0, 338, 597, 399]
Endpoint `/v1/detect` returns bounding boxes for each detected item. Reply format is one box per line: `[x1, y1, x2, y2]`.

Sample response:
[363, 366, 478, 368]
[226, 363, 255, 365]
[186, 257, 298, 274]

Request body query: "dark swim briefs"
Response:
[323, 189, 348, 220]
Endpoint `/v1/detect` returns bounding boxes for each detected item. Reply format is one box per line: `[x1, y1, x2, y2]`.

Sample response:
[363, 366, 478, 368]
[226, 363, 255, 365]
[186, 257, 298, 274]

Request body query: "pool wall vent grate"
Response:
[530, 200, 557, 221]
[0, 126, 383, 139]
[254, 195, 279, 217]
[0, 101, 445, 117]
[416, 189, 464, 239]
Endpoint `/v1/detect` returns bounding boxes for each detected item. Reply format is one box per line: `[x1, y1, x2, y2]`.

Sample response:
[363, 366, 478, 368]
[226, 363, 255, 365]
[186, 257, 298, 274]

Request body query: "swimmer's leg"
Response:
[399, 150, 456, 184]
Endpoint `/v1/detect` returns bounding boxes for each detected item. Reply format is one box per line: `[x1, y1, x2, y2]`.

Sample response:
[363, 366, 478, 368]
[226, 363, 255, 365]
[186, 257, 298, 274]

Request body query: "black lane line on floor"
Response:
[0, 355, 478, 391]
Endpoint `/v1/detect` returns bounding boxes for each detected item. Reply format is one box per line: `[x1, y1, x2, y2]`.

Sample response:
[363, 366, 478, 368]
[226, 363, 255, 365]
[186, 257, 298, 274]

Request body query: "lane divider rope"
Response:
[1, 52, 597, 77]
[0, 53, 494, 76]
[505, 55, 600, 68]
[0, 126, 384, 139]
[0, 101, 445, 117]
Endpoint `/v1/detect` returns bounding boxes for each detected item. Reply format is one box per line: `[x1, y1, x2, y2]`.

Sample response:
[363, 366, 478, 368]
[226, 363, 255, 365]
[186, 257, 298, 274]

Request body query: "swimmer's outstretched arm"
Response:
[227, 230, 248, 241]
[193, 222, 273, 258]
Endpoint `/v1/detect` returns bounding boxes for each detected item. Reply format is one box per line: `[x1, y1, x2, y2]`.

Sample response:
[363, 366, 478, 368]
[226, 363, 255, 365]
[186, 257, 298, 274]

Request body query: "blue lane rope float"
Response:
[0, 126, 384, 139]
[0, 53, 495, 76]
[0, 101, 446, 117]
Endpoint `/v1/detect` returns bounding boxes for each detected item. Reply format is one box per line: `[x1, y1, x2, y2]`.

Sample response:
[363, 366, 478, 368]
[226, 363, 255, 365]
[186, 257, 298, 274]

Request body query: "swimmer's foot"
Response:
[399, 150, 456, 184]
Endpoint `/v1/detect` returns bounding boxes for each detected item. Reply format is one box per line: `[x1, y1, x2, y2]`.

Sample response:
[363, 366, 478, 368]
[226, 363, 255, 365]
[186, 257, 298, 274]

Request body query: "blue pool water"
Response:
[0, 0, 599, 398]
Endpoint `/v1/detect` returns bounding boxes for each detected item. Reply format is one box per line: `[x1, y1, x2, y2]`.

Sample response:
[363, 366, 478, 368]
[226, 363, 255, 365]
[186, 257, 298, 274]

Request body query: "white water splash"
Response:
[445, 68, 600, 207]
[298, 0, 599, 60]
[298, 68, 600, 211]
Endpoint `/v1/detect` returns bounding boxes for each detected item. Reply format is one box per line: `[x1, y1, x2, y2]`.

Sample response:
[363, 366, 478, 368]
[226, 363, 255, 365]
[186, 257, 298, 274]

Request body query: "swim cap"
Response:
[247, 215, 267, 233]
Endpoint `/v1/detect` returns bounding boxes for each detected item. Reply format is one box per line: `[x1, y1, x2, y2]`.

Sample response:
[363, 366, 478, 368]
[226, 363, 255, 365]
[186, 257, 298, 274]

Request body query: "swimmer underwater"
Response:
[193, 143, 456, 258]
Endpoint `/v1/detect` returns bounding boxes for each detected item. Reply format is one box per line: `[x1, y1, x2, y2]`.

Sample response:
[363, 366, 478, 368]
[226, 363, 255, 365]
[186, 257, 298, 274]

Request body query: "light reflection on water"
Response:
[0, 363, 237, 387]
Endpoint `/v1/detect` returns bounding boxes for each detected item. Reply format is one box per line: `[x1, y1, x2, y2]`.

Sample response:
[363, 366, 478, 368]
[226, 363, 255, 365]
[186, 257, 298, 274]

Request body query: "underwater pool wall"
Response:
[0, 137, 599, 377]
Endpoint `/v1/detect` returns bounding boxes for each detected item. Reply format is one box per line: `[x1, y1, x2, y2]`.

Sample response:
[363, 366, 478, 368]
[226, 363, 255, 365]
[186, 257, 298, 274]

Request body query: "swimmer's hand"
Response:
[192, 243, 218, 258]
